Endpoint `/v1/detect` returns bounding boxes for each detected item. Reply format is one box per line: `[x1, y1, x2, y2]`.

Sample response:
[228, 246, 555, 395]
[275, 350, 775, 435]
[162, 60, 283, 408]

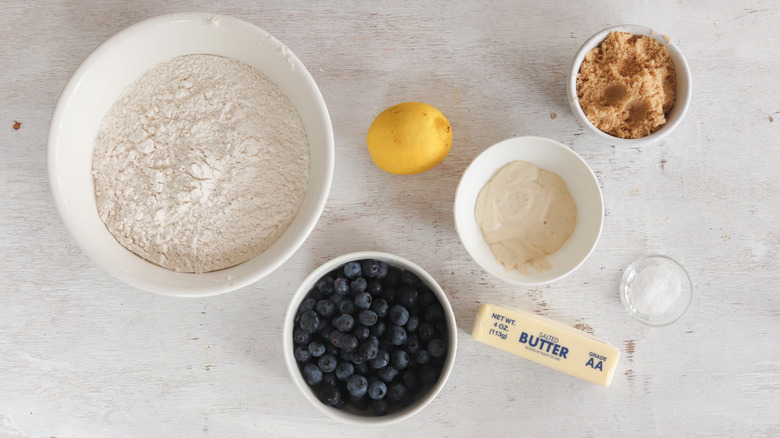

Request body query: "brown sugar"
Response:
[576, 32, 676, 139]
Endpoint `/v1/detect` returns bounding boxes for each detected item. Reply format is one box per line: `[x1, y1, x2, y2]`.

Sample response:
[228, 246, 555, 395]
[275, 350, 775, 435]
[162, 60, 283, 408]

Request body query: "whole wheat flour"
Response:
[92, 54, 309, 273]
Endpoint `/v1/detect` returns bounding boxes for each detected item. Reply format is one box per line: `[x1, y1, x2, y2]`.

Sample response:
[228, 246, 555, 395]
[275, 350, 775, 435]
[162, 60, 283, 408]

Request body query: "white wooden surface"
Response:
[1, 1, 778, 436]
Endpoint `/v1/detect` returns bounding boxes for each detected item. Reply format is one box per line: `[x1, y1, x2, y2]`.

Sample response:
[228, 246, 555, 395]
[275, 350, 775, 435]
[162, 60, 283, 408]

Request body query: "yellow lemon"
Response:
[366, 102, 452, 175]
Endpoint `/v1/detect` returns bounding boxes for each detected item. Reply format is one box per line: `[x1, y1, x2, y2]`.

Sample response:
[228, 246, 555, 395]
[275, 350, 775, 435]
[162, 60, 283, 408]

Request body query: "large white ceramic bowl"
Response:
[48, 13, 334, 297]
[454, 137, 603, 285]
[567, 24, 692, 147]
[283, 251, 458, 426]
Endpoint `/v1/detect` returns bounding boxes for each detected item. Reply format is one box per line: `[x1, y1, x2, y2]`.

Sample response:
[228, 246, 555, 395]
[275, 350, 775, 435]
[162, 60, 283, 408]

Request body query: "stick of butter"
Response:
[471, 303, 620, 386]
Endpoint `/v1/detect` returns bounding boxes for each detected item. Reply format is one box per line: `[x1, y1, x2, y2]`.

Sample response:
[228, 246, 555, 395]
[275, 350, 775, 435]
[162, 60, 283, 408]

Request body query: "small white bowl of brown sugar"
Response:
[567, 24, 691, 146]
[48, 13, 334, 296]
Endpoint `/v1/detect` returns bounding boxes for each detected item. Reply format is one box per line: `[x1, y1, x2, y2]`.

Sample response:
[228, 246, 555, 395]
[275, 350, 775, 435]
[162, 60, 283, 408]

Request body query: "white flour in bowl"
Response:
[92, 54, 309, 273]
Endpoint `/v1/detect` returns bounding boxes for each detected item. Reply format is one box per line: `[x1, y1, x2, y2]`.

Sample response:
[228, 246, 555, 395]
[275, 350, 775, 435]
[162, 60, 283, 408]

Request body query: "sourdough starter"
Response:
[475, 161, 577, 275]
[92, 54, 309, 273]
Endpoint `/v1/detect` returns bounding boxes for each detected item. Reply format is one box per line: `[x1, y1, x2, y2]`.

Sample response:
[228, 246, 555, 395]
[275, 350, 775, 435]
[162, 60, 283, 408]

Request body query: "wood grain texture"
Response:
[1, 0, 778, 436]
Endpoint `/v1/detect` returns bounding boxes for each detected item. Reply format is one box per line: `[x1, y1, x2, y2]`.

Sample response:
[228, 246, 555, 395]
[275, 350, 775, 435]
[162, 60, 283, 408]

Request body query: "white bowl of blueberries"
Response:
[283, 252, 457, 425]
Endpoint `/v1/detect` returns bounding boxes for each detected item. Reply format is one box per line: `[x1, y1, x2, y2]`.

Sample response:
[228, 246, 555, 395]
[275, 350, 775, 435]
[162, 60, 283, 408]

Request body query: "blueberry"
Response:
[298, 297, 317, 313]
[400, 270, 420, 286]
[415, 349, 431, 365]
[318, 354, 338, 373]
[388, 325, 407, 346]
[338, 299, 355, 315]
[308, 341, 325, 357]
[333, 397, 347, 410]
[340, 334, 358, 353]
[402, 370, 420, 391]
[358, 309, 378, 326]
[398, 286, 418, 307]
[377, 365, 398, 382]
[405, 335, 422, 353]
[319, 384, 341, 406]
[371, 298, 389, 317]
[302, 363, 323, 386]
[294, 345, 311, 362]
[370, 349, 390, 369]
[428, 339, 446, 358]
[293, 328, 311, 345]
[299, 310, 320, 334]
[361, 259, 380, 278]
[424, 303, 445, 322]
[368, 380, 387, 400]
[354, 291, 372, 309]
[333, 277, 349, 295]
[387, 382, 411, 405]
[335, 361, 354, 380]
[391, 349, 410, 370]
[358, 336, 379, 361]
[372, 399, 389, 416]
[329, 293, 344, 306]
[370, 320, 386, 338]
[315, 299, 336, 317]
[343, 261, 362, 279]
[366, 278, 383, 296]
[418, 322, 435, 341]
[350, 277, 367, 293]
[329, 330, 344, 348]
[345, 351, 364, 365]
[322, 372, 337, 387]
[346, 374, 368, 398]
[316, 276, 335, 295]
[354, 361, 369, 375]
[389, 305, 409, 326]
[405, 315, 419, 333]
[375, 261, 389, 279]
[319, 326, 333, 343]
[353, 325, 370, 341]
[333, 314, 355, 332]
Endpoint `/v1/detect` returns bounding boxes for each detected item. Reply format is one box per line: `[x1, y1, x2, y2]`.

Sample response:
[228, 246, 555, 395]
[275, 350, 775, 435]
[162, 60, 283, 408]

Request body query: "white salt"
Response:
[628, 265, 682, 316]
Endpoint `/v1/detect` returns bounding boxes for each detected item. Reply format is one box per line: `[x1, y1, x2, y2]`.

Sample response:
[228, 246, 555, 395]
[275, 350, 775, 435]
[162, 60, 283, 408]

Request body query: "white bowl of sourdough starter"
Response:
[454, 137, 604, 285]
[48, 13, 334, 296]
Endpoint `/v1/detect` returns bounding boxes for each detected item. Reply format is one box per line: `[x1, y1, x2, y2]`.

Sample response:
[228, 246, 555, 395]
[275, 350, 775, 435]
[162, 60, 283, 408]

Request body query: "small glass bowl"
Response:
[620, 255, 692, 326]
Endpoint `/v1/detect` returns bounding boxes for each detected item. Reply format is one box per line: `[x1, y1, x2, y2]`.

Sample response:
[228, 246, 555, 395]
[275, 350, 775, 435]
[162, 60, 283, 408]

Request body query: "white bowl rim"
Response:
[47, 12, 334, 297]
[566, 24, 692, 146]
[453, 136, 604, 286]
[282, 251, 458, 426]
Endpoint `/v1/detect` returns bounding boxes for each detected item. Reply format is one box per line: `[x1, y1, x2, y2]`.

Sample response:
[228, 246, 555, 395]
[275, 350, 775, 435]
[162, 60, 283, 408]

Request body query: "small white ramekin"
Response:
[567, 24, 692, 147]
